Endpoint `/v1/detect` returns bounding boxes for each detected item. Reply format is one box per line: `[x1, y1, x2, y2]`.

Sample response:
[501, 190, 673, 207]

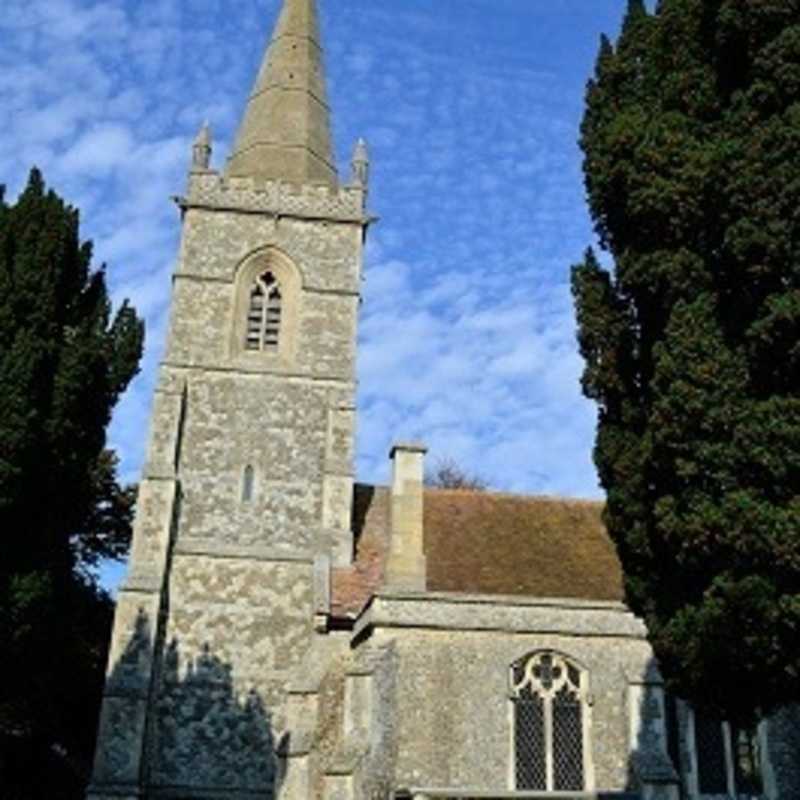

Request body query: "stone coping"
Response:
[377, 589, 629, 610]
[353, 591, 647, 641]
[390, 441, 429, 457]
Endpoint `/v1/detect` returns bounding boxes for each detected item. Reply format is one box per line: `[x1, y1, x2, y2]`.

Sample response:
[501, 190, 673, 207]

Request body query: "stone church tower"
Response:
[88, 0, 370, 796]
[85, 1, 800, 798]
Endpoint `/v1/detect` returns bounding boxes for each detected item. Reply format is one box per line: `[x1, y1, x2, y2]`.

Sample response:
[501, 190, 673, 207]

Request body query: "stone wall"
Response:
[355, 593, 655, 795]
[89, 166, 367, 799]
[174, 373, 337, 554]
[767, 706, 800, 799]
[149, 558, 314, 793]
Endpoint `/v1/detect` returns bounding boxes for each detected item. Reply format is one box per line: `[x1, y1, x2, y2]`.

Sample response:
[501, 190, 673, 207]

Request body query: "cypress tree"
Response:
[572, 0, 800, 723]
[0, 169, 144, 793]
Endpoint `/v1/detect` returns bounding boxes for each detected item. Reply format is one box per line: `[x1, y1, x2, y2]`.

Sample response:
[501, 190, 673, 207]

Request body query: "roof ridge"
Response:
[423, 486, 605, 505]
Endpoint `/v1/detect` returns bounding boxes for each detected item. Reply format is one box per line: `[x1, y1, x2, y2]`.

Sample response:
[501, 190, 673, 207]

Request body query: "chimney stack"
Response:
[385, 442, 427, 591]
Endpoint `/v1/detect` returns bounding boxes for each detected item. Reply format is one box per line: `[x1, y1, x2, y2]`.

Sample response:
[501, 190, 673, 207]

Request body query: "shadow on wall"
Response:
[625, 657, 681, 800]
[91, 607, 281, 799]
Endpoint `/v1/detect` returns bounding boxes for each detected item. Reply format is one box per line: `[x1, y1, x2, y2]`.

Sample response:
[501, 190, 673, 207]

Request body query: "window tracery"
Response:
[511, 651, 587, 792]
[245, 271, 282, 352]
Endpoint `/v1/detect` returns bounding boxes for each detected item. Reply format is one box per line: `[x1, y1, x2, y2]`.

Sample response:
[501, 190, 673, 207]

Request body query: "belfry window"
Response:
[245, 271, 282, 352]
[511, 651, 588, 792]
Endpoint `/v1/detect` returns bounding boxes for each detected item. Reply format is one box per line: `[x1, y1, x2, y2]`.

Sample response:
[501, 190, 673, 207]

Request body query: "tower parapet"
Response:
[182, 170, 369, 223]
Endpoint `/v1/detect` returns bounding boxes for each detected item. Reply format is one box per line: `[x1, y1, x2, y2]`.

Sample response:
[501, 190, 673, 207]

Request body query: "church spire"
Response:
[226, 0, 338, 187]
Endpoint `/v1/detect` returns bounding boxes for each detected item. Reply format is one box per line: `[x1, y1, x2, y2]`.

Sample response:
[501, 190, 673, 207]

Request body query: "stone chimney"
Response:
[385, 442, 427, 591]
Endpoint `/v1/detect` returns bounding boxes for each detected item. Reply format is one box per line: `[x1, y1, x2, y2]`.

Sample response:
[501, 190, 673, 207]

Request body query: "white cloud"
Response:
[2, 0, 621, 519]
[61, 125, 135, 174]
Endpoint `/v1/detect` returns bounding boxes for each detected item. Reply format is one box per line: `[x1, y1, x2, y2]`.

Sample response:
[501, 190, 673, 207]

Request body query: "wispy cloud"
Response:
[2, 0, 628, 505]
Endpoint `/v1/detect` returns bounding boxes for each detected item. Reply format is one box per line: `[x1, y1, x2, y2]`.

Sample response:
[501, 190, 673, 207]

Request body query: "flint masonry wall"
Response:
[356, 593, 656, 794]
[89, 173, 368, 800]
[147, 178, 365, 796]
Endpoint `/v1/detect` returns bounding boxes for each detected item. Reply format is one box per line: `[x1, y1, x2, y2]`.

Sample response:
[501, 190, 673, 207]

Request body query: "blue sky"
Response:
[2, 0, 633, 584]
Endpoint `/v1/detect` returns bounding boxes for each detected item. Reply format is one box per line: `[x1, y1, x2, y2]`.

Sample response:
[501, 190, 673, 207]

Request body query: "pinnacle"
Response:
[226, 0, 337, 187]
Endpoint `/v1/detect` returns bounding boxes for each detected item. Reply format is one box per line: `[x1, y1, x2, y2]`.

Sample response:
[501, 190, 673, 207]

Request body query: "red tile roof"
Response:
[330, 484, 624, 619]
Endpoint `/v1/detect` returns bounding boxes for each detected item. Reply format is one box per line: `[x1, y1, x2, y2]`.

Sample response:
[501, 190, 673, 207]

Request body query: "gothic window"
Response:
[245, 271, 282, 352]
[692, 711, 764, 798]
[511, 651, 588, 792]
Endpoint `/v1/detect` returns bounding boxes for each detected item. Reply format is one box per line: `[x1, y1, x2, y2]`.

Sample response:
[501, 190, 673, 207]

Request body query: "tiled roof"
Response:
[424, 488, 623, 601]
[331, 484, 390, 618]
[330, 484, 624, 619]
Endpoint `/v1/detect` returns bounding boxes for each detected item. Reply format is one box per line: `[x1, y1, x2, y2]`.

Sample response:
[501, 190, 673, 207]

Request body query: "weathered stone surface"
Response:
[385, 445, 427, 591]
[357, 592, 648, 640]
[365, 625, 652, 792]
[226, 0, 338, 187]
[185, 174, 366, 224]
[766, 706, 800, 799]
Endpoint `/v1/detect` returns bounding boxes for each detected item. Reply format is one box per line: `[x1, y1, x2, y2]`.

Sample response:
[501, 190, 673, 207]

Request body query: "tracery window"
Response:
[511, 651, 588, 792]
[245, 271, 282, 352]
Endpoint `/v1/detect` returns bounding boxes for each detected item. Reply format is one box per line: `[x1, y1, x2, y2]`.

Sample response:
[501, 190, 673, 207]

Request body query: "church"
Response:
[87, 1, 799, 799]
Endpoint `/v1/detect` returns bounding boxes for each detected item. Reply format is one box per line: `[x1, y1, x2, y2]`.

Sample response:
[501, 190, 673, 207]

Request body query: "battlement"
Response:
[183, 170, 369, 223]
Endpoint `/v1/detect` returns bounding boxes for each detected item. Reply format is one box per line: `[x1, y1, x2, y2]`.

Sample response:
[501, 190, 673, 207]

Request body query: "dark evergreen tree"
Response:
[0, 169, 143, 794]
[572, 0, 800, 724]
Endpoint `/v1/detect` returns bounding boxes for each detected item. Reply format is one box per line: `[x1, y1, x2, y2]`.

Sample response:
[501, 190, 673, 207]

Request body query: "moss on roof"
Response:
[331, 484, 624, 619]
[423, 488, 623, 602]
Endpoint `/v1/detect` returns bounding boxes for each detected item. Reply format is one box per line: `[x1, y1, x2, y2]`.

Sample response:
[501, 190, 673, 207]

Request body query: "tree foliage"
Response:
[0, 169, 144, 793]
[572, 0, 800, 723]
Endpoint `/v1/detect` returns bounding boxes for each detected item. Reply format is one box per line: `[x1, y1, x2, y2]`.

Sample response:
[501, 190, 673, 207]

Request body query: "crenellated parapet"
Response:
[180, 170, 370, 224]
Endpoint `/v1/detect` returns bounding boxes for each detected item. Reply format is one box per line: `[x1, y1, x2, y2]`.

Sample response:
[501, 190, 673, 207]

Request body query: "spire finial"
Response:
[351, 138, 369, 188]
[191, 121, 212, 171]
[226, 0, 338, 187]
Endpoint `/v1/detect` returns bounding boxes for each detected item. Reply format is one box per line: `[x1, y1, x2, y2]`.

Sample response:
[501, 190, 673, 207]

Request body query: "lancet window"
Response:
[241, 465, 255, 503]
[245, 271, 282, 352]
[511, 651, 588, 792]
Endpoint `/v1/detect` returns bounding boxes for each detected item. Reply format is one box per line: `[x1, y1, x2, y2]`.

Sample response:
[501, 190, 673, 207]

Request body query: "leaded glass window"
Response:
[511, 651, 587, 792]
[245, 271, 282, 352]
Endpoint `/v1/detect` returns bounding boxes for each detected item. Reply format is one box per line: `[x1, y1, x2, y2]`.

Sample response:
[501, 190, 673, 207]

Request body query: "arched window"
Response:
[245, 271, 282, 352]
[511, 651, 588, 792]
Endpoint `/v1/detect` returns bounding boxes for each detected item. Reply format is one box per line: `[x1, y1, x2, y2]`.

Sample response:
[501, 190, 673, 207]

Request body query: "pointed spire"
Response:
[226, 0, 338, 187]
[351, 138, 369, 188]
[191, 121, 212, 171]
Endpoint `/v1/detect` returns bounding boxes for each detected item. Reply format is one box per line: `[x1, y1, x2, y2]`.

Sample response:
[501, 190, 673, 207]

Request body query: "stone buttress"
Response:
[87, 0, 371, 797]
